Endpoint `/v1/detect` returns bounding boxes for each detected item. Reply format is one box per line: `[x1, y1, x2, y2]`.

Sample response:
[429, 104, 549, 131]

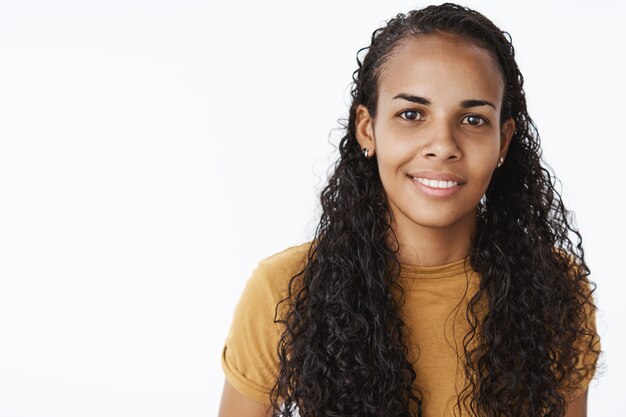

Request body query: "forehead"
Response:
[377, 33, 504, 107]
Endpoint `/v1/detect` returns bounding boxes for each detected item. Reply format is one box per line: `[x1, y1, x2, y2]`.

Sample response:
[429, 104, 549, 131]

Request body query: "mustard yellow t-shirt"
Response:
[221, 241, 600, 416]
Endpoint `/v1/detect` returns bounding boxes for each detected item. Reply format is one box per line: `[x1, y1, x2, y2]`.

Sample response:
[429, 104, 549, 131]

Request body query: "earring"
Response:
[497, 156, 504, 168]
[362, 148, 369, 158]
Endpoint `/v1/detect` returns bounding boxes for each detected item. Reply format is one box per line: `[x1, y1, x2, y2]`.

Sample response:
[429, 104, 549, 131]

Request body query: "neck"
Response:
[388, 209, 477, 267]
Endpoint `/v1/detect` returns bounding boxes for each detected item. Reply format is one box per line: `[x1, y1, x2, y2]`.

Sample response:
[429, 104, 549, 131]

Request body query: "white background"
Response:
[0, 0, 623, 416]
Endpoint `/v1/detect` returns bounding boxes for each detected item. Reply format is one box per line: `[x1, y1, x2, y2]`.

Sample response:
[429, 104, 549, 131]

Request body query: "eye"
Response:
[462, 114, 487, 126]
[398, 110, 424, 121]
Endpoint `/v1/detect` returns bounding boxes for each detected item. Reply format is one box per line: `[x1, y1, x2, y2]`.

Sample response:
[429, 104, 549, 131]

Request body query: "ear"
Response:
[499, 117, 516, 160]
[355, 104, 376, 157]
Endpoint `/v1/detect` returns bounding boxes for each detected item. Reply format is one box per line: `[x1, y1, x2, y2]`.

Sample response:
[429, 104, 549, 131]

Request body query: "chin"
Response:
[410, 216, 461, 229]
[405, 206, 475, 229]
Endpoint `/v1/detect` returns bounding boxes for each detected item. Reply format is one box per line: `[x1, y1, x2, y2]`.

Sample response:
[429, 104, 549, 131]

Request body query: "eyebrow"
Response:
[393, 93, 496, 110]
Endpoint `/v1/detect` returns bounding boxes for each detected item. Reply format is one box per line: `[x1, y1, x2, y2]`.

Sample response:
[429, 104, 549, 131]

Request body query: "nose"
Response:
[420, 119, 462, 162]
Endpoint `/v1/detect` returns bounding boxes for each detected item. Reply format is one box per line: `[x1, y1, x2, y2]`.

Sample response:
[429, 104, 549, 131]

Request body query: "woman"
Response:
[218, 3, 601, 417]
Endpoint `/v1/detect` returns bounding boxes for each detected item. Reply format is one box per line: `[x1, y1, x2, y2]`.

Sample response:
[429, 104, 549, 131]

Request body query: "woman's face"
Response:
[356, 33, 515, 236]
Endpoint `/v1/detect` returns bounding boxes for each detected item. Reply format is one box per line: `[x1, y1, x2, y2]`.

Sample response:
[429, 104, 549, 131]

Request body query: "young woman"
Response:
[218, 3, 601, 417]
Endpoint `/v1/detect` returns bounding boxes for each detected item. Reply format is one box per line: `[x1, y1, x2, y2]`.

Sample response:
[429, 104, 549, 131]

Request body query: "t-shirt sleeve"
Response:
[221, 261, 285, 405]
[560, 262, 602, 402]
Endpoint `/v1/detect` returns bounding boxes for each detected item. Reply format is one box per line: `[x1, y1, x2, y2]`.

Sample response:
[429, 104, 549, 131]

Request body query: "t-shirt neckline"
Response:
[399, 254, 472, 279]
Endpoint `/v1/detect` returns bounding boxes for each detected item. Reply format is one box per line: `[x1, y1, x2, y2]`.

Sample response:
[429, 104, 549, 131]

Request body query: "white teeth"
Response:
[414, 177, 458, 188]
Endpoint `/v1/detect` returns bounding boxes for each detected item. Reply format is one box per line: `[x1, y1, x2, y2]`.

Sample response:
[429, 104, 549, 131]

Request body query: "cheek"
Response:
[473, 139, 500, 163]
[376, 146, 414, 190]
[374, 133, 417, 173]
[468, 150, 498, 191]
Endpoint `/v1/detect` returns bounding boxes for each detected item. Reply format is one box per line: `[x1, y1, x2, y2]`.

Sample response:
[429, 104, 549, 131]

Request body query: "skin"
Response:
[218, 32, 589, 417]
[218, 379, 273, 417]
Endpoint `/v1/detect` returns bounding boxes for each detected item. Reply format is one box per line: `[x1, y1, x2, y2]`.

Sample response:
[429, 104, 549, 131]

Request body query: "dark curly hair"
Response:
[268, 3, 600, 417]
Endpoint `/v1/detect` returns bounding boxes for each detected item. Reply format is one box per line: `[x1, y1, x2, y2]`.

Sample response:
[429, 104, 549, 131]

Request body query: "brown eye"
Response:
[399, 110, 423, 121]
[463, 115, 486, 126]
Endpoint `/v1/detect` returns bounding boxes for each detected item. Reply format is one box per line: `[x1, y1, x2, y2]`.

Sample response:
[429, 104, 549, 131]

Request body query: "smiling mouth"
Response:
[408, 176, 463, 197]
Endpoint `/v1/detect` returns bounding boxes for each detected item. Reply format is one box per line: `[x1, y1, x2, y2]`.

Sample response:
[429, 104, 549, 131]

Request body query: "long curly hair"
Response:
[269, 3, 600, 416]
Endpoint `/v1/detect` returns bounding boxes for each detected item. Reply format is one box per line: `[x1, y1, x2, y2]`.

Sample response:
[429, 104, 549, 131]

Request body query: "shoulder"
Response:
[257, 241, 312, 280]
[552, 247, 588, 276]
[242, 241, 313, 307]
[550, 247, 595, 294]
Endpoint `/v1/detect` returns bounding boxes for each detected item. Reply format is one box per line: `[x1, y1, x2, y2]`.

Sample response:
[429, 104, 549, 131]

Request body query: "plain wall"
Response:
[0, 0, 623, 416]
